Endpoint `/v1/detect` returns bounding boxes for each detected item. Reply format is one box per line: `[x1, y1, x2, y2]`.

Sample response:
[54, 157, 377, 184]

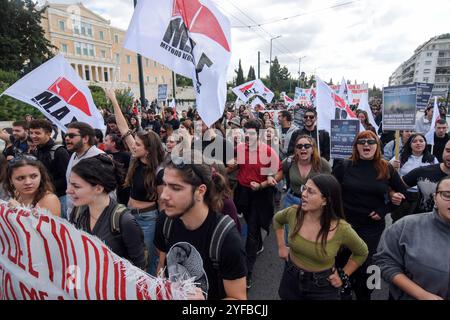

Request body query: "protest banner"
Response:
[1, 55, 106, 134]
[124, 0, 231, 127]
[232, 79, 274, 103]
[294, 87, 315, 107]
[382, 84, 417, 130]
[0, 201, 191, 300]
[330, 119, 360, 159]
[416, 82, 434, 111]
[330, 83, 369, 105]
[158, 84, 168, 102]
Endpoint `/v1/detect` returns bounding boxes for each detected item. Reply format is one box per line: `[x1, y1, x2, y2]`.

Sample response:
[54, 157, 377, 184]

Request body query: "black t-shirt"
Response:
[166, 118, 180, 130]
[130, 161, 164, 202]
[332, 159, 406, 228]
[154, 210, 247, 300]
[403, 164, 448, 213]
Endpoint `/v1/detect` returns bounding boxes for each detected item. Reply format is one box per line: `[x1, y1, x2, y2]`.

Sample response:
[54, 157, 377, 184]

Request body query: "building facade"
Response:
[389, 33, 450, 98]
[39, 2, 174, 105]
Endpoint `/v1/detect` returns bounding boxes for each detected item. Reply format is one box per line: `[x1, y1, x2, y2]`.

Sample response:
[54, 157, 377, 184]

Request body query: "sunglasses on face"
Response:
[304, 115, 315, 120]
[296, 143, 312, 150]
[356, 139, 377, 145]
[65, 133, 81, 139]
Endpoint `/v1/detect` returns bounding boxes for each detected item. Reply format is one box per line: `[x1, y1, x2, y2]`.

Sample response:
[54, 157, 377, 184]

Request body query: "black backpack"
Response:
[162, 213, 235, 269]
[71, 203, 149, 268]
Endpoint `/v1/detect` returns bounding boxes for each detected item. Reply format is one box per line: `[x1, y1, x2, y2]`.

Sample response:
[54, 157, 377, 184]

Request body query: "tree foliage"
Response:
[0, 0, 55, 74]
[235, 59, 245, 86]
[247, 66, 256, 81]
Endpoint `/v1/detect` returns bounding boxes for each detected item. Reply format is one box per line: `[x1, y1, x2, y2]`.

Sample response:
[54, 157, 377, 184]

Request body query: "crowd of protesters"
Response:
[1, 94, 449, 301]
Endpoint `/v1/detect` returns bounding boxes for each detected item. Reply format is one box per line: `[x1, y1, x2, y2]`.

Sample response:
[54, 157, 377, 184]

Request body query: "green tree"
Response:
[0, 69, 43, 120]
[176, 74, 193, 87]
[329, 78, 333, 85]
[0, 0, 55, 74]
[235, 59, 245, 86]
[369, 84, 382, 99]
[247, 66, 256, 81]
[89, 85, 110, 110]
[269, 57, 281, 90]
[114, 88, 134, 113]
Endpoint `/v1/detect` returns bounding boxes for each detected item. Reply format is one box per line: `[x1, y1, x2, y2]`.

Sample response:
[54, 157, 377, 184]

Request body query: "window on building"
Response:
[89, 44, 95, 57]
[81, 25, 86, 36]
[424, 69, 431, 74]
[99, 31, 104, 40]
[128, 74, 132, 82]
[147, 76, 149, 82]
[101, 50, 106, 58]
[59, 20, 65, 31]
[115, 53, 120, 63]
[104, 71, 109, 82]
[61, 43, 68, 53]
[126, 55, 131, 64]
[146, 58, 149, 67]
[162, 76, 165, 83]
[87, 26, 93, 37]
[114, 34, 119, 44]
[75, 42, 81, 55]
[154, 61, 157, 67]
[83, 44, 88, 56]
[73, 20, 80, 35]
[85, 68, 90, 81]
[155, 76, 158, 83]
[425, 61, 432, 65]
[439, 52, 445, 58]
[423, 77, 429, 82]
[427, 52, 433, 57]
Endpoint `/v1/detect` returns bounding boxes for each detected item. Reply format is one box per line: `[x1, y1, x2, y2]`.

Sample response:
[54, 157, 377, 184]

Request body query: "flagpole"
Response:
[133, 0, 146, 112]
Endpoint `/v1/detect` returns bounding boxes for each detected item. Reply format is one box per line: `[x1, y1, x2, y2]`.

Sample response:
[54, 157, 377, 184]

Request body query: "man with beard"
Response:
[0, 121, 29, 157]
[287, 109, 330, 160]
[427, 119, 449, 162]
[395, 140, 450, 214]
[154, 153, 247, 300]
[65, 122, 105, 217]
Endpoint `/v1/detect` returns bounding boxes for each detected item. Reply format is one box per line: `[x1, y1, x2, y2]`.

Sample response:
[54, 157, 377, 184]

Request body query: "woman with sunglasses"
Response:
[274, 174, 368, 300]
[332, 130, 406, 300]
[270, 135, 331, 209]
[4, 155, 60, 216]
[389, 133, 438, 222]
[106, 89, 165, 276]
[374, 176, 450, 300]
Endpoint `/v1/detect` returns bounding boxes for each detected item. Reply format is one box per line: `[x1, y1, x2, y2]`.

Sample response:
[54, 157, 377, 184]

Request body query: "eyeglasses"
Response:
[296, 143, 313, 150]
[437, 191, 450, 201]
[66, 133, 81, 139]
[300, 184, 320, 196]
[304, 115, 315, 120]
[356, 139, 377, 145]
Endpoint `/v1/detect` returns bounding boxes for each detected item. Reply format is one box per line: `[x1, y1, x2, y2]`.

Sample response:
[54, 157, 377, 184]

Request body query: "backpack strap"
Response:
[282, 156, 294, 190]
[70, 205, 87, 226]
[209, 214, 235, 270]
[49, 144, 64, 162]
[110, 203, 128, 234]
[162, 214, 174, 248]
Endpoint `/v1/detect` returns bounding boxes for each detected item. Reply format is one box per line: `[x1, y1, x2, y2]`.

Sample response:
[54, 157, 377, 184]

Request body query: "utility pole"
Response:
[257, 51, 260, 79]
[172, 71, 176, 100]
[297, 56, 306, 88]
[133, 0, 146, 111]
[269, 35, 281, 86]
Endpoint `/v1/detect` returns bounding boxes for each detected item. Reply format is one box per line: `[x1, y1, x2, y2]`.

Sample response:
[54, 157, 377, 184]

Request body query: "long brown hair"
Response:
[350, 130, 389, 180]
[124, 131, 165, 201]
[181, 119, 195, 136]
[290, 174, 345, 255]
[293, 135, 321, 172]
[4, 157, 55, 206]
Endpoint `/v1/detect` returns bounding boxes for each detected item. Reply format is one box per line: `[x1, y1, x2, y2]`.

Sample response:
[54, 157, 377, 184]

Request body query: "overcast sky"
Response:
[37, 0, 450, 88]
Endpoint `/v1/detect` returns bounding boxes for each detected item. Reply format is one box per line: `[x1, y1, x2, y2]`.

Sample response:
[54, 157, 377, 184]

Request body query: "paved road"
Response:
[245, 205, 391, 300]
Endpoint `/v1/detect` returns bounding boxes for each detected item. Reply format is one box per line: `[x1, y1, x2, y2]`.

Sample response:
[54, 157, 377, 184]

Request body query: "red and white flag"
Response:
[316, 76, 357, 133]
[232, 79, 274, 103]
[1, 55, 106, 133]
[281, 92, 294, 106]
[124, 0, 231, 127]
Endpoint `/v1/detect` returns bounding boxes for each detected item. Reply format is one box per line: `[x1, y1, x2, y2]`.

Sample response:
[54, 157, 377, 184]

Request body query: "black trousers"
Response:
[278, 259, 340, 300]
[335, 224, 383, 300]
[234, 184, 275, 277]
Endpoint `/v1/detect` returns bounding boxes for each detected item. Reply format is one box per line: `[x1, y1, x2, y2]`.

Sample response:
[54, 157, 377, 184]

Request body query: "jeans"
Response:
[278, 259, 340, 300]
[59, 195, 67, 220]
[134, 209, 159, 276]
[282, 190, 301, 244]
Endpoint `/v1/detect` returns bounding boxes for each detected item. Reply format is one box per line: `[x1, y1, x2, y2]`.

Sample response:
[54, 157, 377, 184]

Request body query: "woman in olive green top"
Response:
[274, 174, 368, 300]
[269, 135, 331, 209]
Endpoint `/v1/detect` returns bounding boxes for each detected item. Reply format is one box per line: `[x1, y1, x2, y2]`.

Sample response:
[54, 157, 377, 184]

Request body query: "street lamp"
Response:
[268, 35, 281, 86]
[298, 55, 306, 87]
